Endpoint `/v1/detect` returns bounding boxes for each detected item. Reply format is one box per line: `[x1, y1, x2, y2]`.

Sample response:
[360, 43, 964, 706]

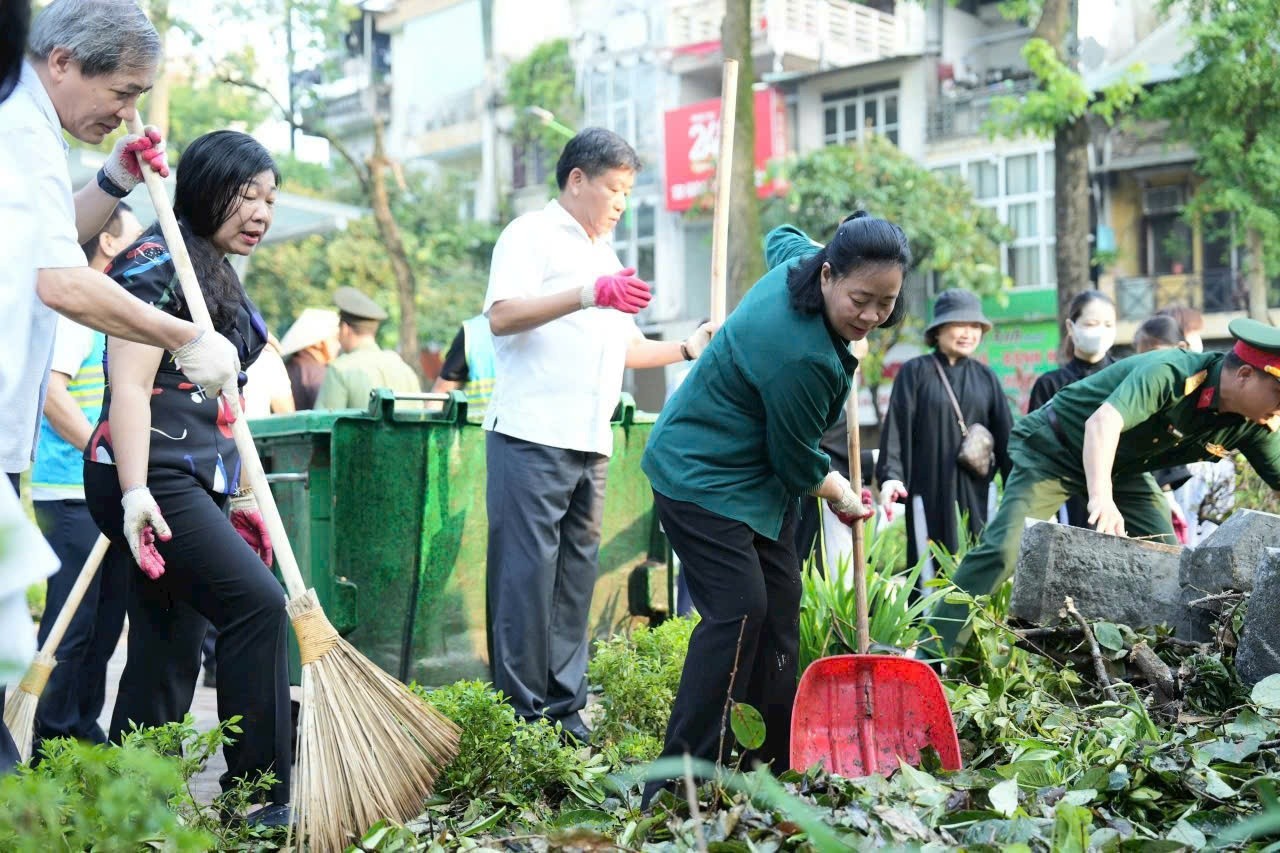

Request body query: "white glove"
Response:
[172, 329, 241, 400]
[682, 322, 719, 360]
[1164, 490, 1186, 522]
[122, 486, 173, 580]
[879, 479, 907, 507]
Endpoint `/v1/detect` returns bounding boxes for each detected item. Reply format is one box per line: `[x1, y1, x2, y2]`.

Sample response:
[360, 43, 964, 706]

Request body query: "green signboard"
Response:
[976, 320, 1060, 414]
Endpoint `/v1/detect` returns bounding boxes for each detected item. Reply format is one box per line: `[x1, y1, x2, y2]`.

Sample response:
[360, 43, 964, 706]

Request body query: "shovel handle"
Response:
[126, 116, 308, 600]
[846, 372, 869, 655]
[709, 58, 737, 326]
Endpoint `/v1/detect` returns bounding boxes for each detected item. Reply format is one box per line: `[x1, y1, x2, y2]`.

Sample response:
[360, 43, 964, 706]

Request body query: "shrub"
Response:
[589, 616, 695, 765]
[416, 680, 607, 810]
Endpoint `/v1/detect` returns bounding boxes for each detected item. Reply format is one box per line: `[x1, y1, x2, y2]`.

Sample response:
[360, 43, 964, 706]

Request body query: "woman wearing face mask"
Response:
[876, 289, 1013, 571]
[83, 130, 291, 825]
[1027, 290, 1118, 527]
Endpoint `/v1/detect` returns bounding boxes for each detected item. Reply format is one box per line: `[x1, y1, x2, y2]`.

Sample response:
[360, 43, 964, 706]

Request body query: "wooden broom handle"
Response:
[38, 535, 111, 656]
[846, 372, 869, 655]
[126, 116, 308, 599]
[709, 59, 738, 326]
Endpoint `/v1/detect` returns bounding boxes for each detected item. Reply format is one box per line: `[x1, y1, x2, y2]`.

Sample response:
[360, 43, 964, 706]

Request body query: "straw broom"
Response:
[126, 117, 460, 852]
[4, 534, 111, 762]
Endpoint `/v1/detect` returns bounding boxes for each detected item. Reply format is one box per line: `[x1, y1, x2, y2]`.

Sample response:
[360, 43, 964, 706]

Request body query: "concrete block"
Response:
[1180, 509, 1280, 595]
[1237, 549, 1280, 687]
[1010, 522, 1184, 628]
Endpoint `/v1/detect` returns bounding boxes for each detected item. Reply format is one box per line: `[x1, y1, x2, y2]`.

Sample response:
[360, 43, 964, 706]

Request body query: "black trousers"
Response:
[485, 431, 607, 727]
[32, 499, 126, 744]
[1, 471, 24, 772]
[84, 464, 292, 803]
[644, 491, 801, 801]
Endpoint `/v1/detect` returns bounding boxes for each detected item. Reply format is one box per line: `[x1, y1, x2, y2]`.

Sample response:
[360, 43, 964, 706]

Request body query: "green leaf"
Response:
[1167, 820, 1207, 850]
[990, 775, 1021, 817]
[1226, 708, 1279, 739]
[1194, 737, 1259, 765]
[729, 702, 766, 751]
[1093, 622, 1125, 652]
[1251, 674, 1280, 710]
[1052, 802, 1093, 853]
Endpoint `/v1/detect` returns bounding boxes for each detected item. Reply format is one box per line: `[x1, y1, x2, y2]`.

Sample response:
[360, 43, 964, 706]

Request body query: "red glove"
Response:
[831, 487, 876, 527]
[230, 490, 273, 566]
[1171, 509, 1189, 545]
[583, 268, 651, 313]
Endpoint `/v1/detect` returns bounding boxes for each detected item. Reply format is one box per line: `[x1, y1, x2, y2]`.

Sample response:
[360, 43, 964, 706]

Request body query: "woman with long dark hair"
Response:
[640, 212, 905, 798]
[84, 130, 290, 825]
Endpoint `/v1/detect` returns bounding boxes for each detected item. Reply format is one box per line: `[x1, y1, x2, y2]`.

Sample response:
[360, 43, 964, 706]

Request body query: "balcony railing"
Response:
[927, 78, 1037, 142]
[413, 88, 481, 135]
[305, 81, 391, 130]
[666, 0, 908, 68]
[1114, 269, 1246, 321]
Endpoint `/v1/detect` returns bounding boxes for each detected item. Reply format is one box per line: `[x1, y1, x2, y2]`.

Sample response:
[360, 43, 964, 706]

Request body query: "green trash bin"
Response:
[250, 389, 666, 688]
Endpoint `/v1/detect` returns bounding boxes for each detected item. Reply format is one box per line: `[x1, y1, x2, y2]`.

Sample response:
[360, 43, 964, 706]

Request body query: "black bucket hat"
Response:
[926, 289, 992, 336]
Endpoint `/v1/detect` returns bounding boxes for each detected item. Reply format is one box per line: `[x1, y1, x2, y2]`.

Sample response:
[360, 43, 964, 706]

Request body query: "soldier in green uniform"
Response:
[314, 287, 421, 409]
[929, 318, 1280, 654]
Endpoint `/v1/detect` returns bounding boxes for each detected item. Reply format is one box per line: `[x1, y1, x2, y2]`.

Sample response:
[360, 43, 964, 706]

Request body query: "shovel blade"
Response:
[790, 654, 962, 777]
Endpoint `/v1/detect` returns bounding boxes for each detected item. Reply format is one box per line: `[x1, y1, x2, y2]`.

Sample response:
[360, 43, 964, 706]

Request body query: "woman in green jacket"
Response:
[640, 212, 910, 798]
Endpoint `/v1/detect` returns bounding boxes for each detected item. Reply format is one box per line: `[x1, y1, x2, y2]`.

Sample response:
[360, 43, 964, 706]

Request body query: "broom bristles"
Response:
[4, 650, 56, 763]
[286, 591, 460, 853]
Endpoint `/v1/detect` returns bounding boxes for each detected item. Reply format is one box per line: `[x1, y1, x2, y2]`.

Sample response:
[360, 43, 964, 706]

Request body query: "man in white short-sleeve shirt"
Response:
[0, 0, 240, 772]
[2, 0, 246, 485]
[483, 128, 714, 740]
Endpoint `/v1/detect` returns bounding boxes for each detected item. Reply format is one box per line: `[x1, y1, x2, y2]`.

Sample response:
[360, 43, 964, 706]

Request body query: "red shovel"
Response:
[790, 370, 962, 776]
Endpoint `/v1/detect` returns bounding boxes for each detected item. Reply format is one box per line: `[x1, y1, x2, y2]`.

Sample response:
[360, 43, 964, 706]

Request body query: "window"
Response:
[1140, 184, 1193, 276]
[822, 85, 900, 146]
[931, 147, 1056, 288]
[613, 199, 657, 282]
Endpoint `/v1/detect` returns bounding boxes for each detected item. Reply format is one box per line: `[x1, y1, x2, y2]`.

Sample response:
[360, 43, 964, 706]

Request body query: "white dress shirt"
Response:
[482, 200, 639, 456]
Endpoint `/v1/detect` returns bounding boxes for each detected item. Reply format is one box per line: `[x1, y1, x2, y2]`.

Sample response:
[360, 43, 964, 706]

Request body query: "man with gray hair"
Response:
[0, 0, 240, 770]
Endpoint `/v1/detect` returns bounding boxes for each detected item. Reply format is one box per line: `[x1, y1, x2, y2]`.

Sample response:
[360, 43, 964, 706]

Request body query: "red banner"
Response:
[663, 88, 788, 212]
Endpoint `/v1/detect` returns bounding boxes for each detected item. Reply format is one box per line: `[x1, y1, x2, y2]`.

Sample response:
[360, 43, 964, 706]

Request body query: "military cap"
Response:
[1229, 318, 1280, 379]
[333, 287, 388, 322]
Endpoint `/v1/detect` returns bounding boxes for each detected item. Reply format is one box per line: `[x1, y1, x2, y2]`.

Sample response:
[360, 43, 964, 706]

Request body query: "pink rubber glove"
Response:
[230, 489, 273, 566]
[121, 486, 172, 579]
[582, 268, 651, 313]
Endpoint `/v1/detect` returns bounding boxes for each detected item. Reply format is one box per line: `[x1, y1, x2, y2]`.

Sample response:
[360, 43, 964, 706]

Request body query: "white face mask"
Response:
[1069, 320, 1115, 359]
[1185, 333, 1204, 353]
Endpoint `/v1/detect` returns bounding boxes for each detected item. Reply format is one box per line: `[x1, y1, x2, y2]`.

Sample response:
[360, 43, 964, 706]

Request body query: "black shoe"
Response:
[244, 803, 292, 828]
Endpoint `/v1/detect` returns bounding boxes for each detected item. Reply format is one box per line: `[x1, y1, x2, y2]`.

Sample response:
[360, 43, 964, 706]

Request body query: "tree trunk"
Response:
[721, 0, 763, 310]
[1247, 228, 1269, 321]
[146, 0, 170, 136]
[367, 118, 420, 374]
[1054, 115, 1092, 326]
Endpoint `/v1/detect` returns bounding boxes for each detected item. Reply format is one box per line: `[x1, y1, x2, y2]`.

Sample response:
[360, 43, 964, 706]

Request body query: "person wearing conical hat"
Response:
[279, 308, 339, 411]
[930, 317, 1280, 655]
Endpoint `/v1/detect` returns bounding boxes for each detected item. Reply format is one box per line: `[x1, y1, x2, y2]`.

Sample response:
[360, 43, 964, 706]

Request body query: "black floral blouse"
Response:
[85, 231, 267, 495]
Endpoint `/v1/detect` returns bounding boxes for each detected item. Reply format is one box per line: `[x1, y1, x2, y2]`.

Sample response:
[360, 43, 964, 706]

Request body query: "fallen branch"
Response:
[717, 617, 749, 766]
[1061, 596, 1119, 702]
[683, 753, 708, 852]
[1187, 590, 1246, 610]
[1128, 640, 1178, 705]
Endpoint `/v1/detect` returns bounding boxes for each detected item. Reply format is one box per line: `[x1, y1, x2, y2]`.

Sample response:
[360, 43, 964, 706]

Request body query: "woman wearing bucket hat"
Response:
[875, 289, 1012, 571]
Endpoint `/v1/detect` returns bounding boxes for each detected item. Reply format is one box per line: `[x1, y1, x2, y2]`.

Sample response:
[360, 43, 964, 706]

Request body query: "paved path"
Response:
[99, 631, 228, 804]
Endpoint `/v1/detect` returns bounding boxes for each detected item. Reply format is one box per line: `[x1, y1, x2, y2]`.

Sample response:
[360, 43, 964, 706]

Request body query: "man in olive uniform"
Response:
[929, 318, 1280, 653]
[314, 287, 421, 410]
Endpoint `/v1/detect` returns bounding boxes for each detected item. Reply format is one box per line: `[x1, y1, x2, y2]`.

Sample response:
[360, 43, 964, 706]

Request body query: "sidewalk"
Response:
[98, 632, 227, 804]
